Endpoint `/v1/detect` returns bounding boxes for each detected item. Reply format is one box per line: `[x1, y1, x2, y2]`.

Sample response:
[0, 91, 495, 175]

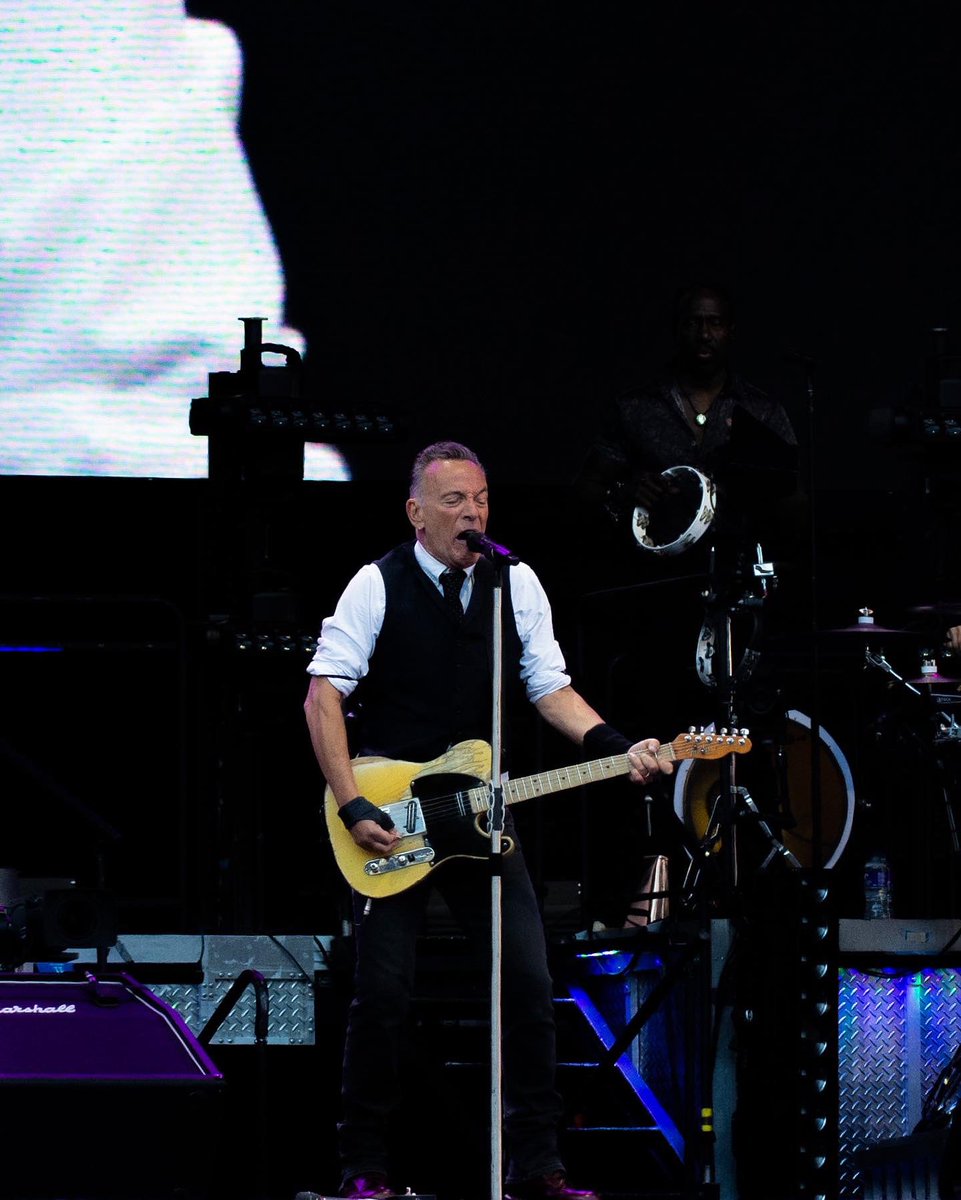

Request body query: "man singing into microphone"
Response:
[302, 440, 671, 1200]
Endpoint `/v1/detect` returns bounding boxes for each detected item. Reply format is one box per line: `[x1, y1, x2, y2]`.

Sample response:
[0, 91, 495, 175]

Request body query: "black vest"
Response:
[350, 542, 524, 764]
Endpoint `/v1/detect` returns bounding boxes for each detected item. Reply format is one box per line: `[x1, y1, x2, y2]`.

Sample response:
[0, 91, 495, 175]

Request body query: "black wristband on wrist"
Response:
[583, 721, 633, 758]
[337, 796, 395, 832]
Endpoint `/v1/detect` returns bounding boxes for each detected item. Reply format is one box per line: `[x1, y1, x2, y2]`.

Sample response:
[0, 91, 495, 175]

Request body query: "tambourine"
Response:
[632, 465, 716, 556]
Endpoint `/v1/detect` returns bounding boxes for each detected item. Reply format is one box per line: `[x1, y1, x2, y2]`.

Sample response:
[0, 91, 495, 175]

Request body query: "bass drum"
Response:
[672, 710, 855, 869]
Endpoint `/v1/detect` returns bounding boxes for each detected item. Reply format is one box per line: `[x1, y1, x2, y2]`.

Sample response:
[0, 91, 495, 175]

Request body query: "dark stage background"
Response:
[4, 1, 961, 939]
[191, 0, 961, 494]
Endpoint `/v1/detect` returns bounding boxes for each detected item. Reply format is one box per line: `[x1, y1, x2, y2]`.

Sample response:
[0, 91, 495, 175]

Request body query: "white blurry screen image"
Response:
[0, 1, 348, 480]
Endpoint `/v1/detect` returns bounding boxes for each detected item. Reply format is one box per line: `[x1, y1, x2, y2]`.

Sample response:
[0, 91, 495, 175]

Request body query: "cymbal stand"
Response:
[863, 646, 923, 698]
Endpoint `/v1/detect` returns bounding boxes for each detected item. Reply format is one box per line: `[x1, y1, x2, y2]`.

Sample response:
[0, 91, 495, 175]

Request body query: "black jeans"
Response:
[338, 836, 565, 1188]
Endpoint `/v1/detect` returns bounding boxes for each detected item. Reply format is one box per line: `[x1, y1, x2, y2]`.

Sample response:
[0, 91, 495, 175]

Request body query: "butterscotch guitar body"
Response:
[325, 739, 494, 898]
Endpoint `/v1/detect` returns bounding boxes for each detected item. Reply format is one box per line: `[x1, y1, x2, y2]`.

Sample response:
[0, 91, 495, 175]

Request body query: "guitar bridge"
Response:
[364, 844, 436, 877]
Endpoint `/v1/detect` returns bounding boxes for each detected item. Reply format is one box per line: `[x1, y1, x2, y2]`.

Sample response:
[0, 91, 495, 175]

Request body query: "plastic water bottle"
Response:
[864, 852, 892, 919]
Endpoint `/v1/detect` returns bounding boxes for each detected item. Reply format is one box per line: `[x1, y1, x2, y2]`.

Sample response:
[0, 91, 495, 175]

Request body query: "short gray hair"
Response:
[410, 441, 484, 498]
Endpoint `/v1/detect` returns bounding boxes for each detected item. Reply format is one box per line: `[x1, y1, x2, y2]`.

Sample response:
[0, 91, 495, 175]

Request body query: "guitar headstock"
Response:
[672, 727, 752, 760]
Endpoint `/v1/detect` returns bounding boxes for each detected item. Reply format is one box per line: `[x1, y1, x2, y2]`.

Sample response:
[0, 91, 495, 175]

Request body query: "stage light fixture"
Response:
[189, 317, 406, 481]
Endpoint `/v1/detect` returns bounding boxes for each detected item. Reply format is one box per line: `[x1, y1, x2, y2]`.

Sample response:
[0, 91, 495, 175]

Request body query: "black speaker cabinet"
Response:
[0, 972, 225, 1200]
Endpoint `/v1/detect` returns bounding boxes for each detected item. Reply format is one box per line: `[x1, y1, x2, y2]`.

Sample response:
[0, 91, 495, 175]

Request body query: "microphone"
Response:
[457, 529, 519, 565]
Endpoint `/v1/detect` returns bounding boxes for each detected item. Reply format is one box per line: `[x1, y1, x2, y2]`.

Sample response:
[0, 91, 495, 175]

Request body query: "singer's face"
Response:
[406, 458, 489, 568]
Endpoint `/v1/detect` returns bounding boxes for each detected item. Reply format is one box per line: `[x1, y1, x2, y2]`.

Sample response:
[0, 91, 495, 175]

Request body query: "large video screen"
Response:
[0, 1, 348, 481]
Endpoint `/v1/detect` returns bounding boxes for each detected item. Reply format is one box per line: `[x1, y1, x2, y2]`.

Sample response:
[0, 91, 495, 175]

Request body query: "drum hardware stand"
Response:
[678, 779, 803, 913]
[865, 646, 961, 862]
[864, 646, 924, 698]
[712, 786, 802, 873]
[937, 712, 961, 746]
[684, 539, 793, 911]
[866, 644, 961, 739]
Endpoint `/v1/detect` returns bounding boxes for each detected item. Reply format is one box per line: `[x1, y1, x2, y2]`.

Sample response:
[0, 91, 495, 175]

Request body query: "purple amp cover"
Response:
[0, 971, 223, 1082]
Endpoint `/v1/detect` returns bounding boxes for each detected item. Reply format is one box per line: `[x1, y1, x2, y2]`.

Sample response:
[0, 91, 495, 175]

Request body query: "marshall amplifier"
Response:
[0, 971, 225, 1199]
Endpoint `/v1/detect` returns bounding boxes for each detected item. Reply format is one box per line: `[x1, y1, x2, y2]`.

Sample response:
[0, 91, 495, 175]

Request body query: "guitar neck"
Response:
[506, 752, 637, 807]
[469, 746, 675, 814]
[462, 732, 748, 816]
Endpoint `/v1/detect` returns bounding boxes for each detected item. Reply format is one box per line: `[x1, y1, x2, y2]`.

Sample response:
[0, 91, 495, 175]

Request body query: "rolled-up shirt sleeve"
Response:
[508, 562, 572, 703]
[306, 564, 385, 697]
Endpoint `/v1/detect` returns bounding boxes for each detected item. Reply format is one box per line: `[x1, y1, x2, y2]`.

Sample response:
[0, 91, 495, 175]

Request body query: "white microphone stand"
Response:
[489, 563, 506, 1200]
[459, 529, 518, 1200]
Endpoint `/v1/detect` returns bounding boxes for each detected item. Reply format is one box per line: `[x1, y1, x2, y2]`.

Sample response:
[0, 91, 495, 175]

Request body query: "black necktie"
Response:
[440, 567, 466, 618]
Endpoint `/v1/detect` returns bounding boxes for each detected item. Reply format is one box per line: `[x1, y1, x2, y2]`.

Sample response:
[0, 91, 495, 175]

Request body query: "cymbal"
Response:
[821, 623, 914, 636]
[909, 602, 961, 617]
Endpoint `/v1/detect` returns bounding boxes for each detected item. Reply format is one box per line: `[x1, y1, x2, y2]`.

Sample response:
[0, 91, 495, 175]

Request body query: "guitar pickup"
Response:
[364, 844, 436, 877]
[381, 798, 428, 836]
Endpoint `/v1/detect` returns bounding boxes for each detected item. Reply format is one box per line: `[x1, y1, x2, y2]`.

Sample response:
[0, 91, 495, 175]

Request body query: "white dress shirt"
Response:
[307, 541, 572, 704]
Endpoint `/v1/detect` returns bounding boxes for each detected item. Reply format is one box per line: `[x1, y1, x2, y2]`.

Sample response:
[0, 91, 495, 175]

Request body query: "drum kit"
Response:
[630, 466, 961, 912]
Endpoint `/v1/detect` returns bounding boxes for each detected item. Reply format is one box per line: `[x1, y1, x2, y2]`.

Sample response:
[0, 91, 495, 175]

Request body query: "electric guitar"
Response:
[326, 728, 751, 898]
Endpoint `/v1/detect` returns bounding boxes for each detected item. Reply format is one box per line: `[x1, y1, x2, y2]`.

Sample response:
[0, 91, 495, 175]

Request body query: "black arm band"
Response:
[337, 796, 395, 832]
[583, 722, 633, 758]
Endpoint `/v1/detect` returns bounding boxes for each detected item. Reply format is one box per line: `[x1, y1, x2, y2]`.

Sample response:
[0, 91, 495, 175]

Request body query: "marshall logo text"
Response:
[0, 1003, 77, 1014]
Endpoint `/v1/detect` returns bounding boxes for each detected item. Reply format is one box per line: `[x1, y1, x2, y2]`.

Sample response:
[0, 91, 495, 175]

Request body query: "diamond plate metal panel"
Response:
[838, 966, 961, 1200]
[150, 981, 204, 1032]
[839, 969, 907, 1199]
[202, 975, 315, 1045]
[917, 969, 961, 1104]
[69, 933, 331, 1046]
[201, 934, 321, 1045]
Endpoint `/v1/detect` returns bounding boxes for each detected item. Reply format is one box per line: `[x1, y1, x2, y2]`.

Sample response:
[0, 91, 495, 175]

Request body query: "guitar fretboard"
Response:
[464, 732, 747, 815]
[505, 753, 632, 806]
